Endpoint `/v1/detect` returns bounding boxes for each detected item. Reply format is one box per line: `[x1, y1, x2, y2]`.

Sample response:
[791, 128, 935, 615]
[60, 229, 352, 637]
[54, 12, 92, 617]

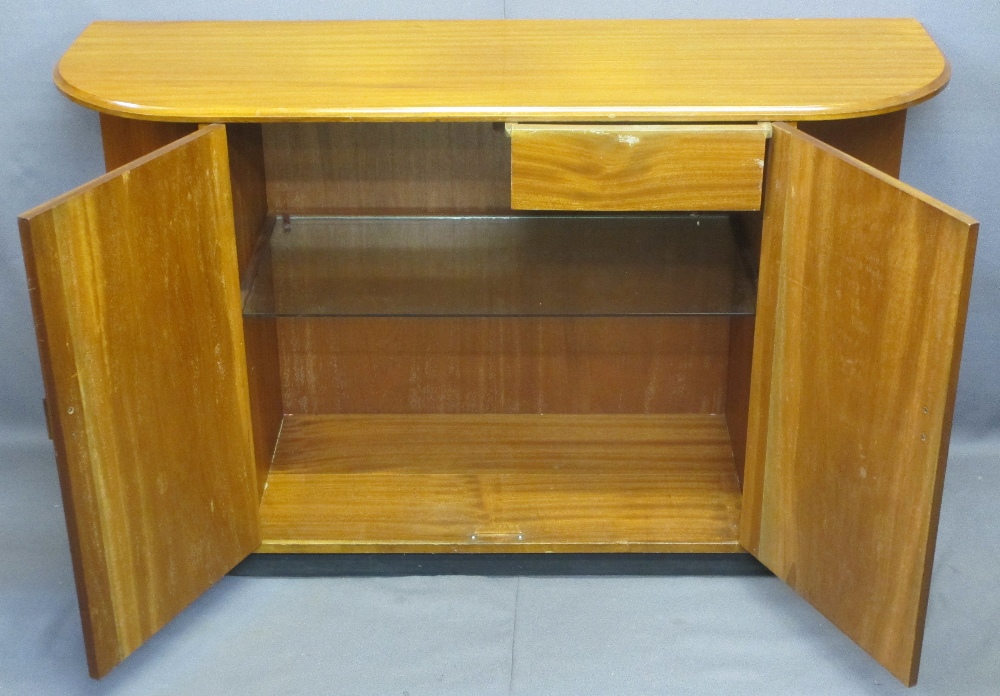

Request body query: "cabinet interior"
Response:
[233, 122, 762, 553]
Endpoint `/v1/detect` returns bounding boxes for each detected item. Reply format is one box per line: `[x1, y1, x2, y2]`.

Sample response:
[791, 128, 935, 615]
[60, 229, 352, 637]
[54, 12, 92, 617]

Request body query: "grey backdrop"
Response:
[1, 1, 997, 694]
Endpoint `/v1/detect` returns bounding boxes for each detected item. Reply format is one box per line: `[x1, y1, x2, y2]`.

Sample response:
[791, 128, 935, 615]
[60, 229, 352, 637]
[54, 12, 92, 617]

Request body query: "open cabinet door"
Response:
[740, 124, 977, 685]
[20, 125, 260, 678]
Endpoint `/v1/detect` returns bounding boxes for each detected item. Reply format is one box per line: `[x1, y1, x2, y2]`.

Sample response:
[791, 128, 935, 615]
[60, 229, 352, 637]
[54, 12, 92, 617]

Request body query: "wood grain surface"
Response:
[226, 124, 283, 499]
[740, 124, 977, 685]
[798, 110, 907, 177]
[250, 214, 744, 416]
[510, 125, 766, 211]
[276, 317, 731, 415]
[244, 317, 282, 498]
[725, 316, 755, 485]
[19, 126, 259, 677]
[99, 113, 196, 171]
[57, 20, 947, 122]
[263, 123, 510, 213]
[226, 124, 269, 278]
[244, 215, 755, 317]
[258, 414, 742, 553]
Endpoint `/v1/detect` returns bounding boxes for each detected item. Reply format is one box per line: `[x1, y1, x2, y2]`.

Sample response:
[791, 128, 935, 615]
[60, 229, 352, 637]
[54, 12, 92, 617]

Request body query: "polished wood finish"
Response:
[98, 113, 196, 170]
[98, 118, 283, 498]
[725, 317, 755, 485]
[740, 124, 977, 685]
[734, 211, 764, 276]
[226, 124, 283, 499]
[257, 214, 742, 416]
[726, 212, 764, 483]
[277, 317, 730, 415]
[58, 20, 947, 123]
[18, 126, 260, 678]
[244, 317, 282, 498]
[226, 124, 269, 278]
[263, 123, 510, 214]
[244, 215, 755, 317]
[510, 125, 766, 211]
[258, 414, 742, 552]
[32, 19, 979, 686]
[799, 110, 907, 177]
[100, 119, 270, 275]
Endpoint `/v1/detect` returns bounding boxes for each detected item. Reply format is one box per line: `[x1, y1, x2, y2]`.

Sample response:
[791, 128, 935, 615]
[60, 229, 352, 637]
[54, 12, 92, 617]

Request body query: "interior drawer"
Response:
[509, 124, 768, 211]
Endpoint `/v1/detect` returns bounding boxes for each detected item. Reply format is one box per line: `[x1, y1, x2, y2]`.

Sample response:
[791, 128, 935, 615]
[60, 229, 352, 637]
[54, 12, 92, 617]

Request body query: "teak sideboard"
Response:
[19, 19, 978, 686]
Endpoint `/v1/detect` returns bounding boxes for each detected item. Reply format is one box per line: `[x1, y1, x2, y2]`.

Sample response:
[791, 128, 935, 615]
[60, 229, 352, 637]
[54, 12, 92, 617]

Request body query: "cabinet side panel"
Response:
[262, 123, 511, 214]
[19, 127, 260, 677]
[276, 317, 730, 415]
[798, 110, 906, 178]
[244, 316, 282, 497]
[725, 316, 754, 485]
[742, 124, 977, 685]
[227, 124, 269, 279]
[227, 124, 282, 497]
[726, 211, 763, 485]
[99, 113, 197, 171]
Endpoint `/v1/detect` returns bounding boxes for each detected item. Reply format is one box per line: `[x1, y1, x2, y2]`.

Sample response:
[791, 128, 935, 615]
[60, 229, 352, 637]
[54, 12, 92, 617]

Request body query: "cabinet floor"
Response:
[258, 414, 743, 553]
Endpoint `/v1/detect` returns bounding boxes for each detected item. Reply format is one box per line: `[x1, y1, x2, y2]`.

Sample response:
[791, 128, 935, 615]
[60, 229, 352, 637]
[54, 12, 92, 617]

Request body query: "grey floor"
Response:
[1, 432, 997, 695]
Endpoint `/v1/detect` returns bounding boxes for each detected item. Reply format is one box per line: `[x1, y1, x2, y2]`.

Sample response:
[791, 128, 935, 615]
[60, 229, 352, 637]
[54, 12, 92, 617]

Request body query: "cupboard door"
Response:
[741, 123, 977, 685]
[19, 125, 259, 678]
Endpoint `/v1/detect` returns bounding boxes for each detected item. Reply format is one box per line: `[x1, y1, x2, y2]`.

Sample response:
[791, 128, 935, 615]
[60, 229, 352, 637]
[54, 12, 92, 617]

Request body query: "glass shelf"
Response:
[242, 215, 756, 318]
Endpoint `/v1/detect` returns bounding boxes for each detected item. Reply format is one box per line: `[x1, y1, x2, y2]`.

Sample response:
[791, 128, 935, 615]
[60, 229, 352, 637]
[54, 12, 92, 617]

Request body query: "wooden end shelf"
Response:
[258, 414, 743, 553]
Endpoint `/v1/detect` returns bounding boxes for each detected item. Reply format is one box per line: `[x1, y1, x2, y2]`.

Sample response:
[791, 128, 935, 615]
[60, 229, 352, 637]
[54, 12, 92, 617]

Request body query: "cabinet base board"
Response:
[231, 552, 768, 576]
[258, 413, 743, 553]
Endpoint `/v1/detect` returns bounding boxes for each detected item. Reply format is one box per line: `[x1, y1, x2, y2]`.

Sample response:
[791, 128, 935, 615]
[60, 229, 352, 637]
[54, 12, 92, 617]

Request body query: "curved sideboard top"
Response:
[55, 18, 950, 123]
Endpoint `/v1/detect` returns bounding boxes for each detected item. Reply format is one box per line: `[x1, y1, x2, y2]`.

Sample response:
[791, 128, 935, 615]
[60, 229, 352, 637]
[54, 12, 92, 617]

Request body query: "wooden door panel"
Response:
[741, 124, 977, 685]
[20, 125, 259, 677]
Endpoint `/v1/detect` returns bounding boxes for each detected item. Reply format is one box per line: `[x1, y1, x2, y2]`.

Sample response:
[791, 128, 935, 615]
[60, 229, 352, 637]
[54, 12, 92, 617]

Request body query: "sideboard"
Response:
[18, 19, 977, 685]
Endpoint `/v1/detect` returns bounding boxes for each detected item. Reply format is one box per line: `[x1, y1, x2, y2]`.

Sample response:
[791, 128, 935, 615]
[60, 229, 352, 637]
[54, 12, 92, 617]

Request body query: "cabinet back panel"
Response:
[276, 317, 729, 415]
[263, 123, 511, 214]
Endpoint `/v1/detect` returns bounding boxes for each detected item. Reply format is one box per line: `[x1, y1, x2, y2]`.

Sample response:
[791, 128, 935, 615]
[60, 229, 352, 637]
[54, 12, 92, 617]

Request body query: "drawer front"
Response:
[510, 124, 768, 211]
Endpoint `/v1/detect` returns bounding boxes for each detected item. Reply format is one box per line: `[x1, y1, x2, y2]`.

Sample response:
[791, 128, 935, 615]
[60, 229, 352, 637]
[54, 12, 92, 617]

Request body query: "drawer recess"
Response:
[509, 124, 769, 211]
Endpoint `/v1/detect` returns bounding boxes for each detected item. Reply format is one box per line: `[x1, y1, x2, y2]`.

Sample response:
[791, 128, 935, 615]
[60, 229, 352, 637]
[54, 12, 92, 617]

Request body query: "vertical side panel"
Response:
[798, 110, 907, 178]
[20, 126, 260, 677]
[725, 316, 754, 484]
[726, 211, 763, 485]
[226, 123, 283, 497]
[99, 113, 197, 171]
[226, 123, 270, 279]
[741, 124, 977, 685]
